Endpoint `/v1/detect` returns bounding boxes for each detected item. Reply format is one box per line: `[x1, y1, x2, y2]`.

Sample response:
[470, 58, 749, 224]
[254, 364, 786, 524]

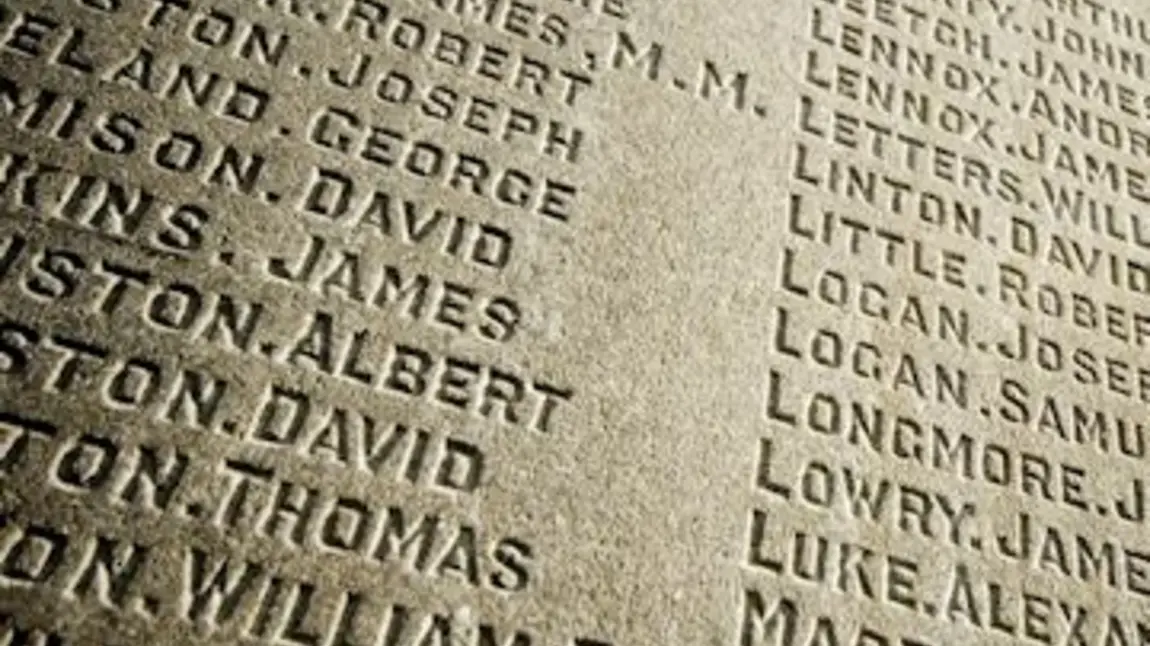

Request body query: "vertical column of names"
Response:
[741, 0, 1150, 644]
[0, 1, 637, 644]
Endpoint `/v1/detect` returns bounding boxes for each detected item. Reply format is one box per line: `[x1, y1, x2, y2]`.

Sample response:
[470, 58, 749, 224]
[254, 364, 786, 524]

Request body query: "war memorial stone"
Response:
[1, 0, 1150, 643]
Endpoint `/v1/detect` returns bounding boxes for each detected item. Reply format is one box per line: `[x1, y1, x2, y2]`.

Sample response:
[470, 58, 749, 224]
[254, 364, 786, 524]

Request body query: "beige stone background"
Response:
[1, 0, 1148, 644]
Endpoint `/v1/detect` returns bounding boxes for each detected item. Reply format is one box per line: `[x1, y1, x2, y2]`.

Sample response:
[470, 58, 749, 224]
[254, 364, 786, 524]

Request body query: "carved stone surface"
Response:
[1, 0, 1149, 644]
